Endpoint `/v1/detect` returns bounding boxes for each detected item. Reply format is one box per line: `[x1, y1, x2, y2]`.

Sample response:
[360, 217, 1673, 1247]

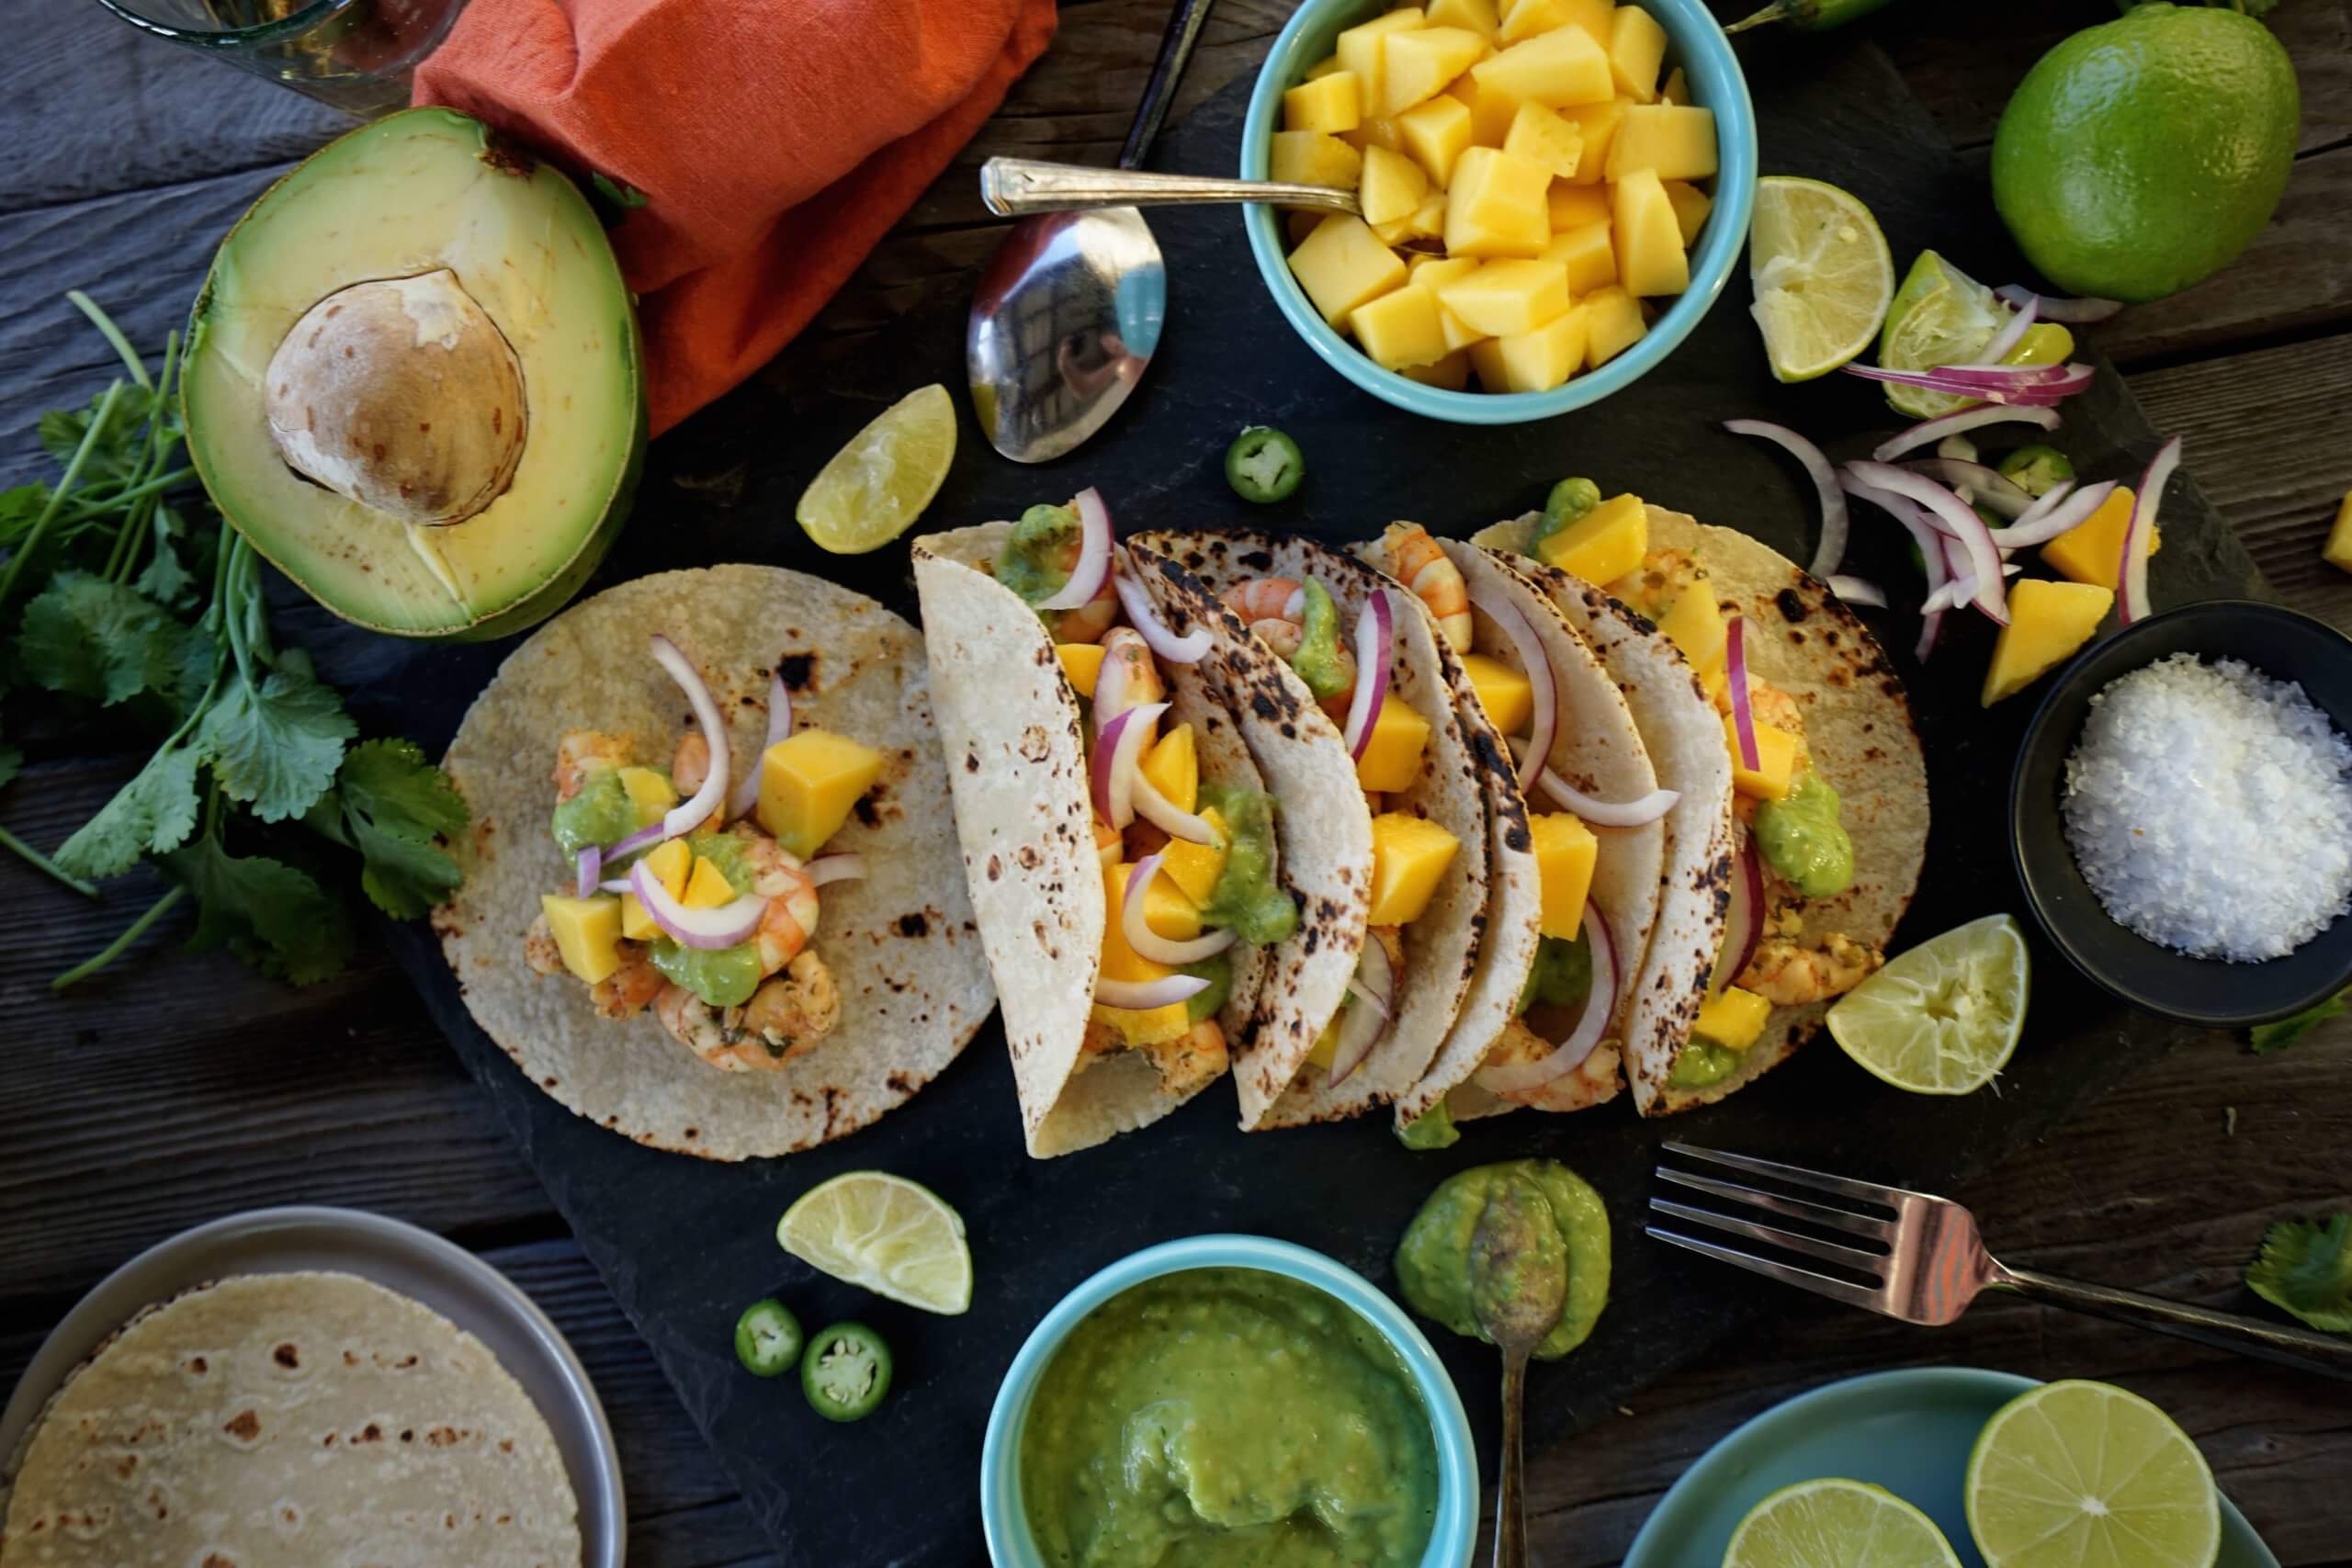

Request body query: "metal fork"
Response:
[1648, 1141, 2352, 1380]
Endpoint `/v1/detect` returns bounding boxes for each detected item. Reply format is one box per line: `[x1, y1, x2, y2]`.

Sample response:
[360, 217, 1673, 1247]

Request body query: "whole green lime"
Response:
[1992, 4, 2299, 302]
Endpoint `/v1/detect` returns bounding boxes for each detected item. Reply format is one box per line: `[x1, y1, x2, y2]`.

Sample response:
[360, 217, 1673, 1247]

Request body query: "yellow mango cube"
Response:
[1498, 0, 1574, 43]
[1660, 64, 1688, 104]
[1141, 871, 1204, 942]
[539, 894, 623, 985]
[1428, 0, 1500, 39]
[1343, 115, 1410, 154]
[1396, 93, 1476, 185]
[1374, 191, 1449, 246]
[1605, 103, 1718, 181]
[1656, 581, 1725, 671]
[1577, 284, 1645, 365]
[1538, 219, 1618, 293]
[1140, 722, 1198, 814]
[755, 728, 885, 857]
[1284, 72, 1363, 135]
[1983, 580, 2114, 706]
[1368, 811, 1464, 926]
[1409, 255, 1489, 350]
[1502, 100, 1585, 180]
[1383, 26, 1487, 115]
[681, 853, 735, 909]
[2327, 491, 2352, 573]
[1357, 701, 1433, 791]
[1538, 491, 1649, 582]
[2041, 485, 2161, 587]
[1460, 651, 1533, 735]
[1553, 0, 1617, 47]
[1724, 714, 1799, 800]
[1099, 861, 1173, 985]
[1361, 144, 1431, 224]
[1661, 178, 1711, 244]
[1472, 25, 1615, 107]
[1288, 214, 1411, 326]
[619, 892, 658, 942]
[1351, 284, 1453, 370]
[616, 765, 675, 827]
[1693, 986, 1770, 1050]
[1607, 4, 1668, 102]
[1558, 99, 1624, 186]
[1057, 640, 1105, 698]
[1338, 7, 1428, 116]
[1530, 812, 1598, 939]
[1401, 350, 1474, 389]
[640, 836, 693, 899]
[1445, 70, 1522, 148]
[1160, 807, 1229, 906]
[1271, 130, 1364, 192]
[1443, 146, 1553, 258]
[1477, 309, 1587, 392]
[1437, 258, 1570, 336]
[1547, 181, 1610, 229]
[1611, 168, 1690, 297]
[1306, 53, 1345, 80]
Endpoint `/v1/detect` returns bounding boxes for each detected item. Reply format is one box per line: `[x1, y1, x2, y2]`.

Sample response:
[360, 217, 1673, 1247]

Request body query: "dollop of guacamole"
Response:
[1516, 932, 1591, 1017]
[1752, 772, 1854, 898]
[1532, 476, 1600, 546]
[996, 503, 1079, 607]
[1396, 1100, 1461, 1151]
[1194, 783, 1297, 945]
[1288, 576, 1351, 700]
[1668, 1038, 1741, 1089]
[1181, 953, 1232, 1022]
[550, 768, 635, 856]
[648, 829, 763, 1007]
[1396, 1159, 1610, 1360]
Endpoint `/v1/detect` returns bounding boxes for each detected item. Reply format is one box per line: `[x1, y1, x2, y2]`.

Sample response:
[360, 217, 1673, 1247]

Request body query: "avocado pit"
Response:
[264, 268, 526, 526]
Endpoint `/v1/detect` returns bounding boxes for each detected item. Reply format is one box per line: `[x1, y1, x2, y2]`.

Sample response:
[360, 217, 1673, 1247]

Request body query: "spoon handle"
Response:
[979, 158, 1362, 219]
[1493, 1349, 1531, 1568]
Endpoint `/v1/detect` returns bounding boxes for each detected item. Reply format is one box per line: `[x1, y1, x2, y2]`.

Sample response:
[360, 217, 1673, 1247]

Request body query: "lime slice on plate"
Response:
[795, 382, 956, 554]
[1826, 913, 2028, 1095]
[1747, 176, 1895, 382]
[1966, 1380, 2221, 1568]
[1876, 249, 2007, 418]
[777, 1170, 973, 1314]
[1724, 1477, 1962, 1568]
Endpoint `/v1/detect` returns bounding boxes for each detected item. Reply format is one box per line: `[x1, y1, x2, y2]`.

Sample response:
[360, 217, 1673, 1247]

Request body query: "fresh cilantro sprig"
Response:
[3, 294, 468, 988]
[2249, 989, 2348, 1055]
[2245, 1213, 2352, 1334]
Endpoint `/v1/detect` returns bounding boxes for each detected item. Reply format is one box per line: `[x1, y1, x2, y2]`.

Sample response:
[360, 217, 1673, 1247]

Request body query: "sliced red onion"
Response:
[1974, 293, 2036, 367]
[1724, 419, 1849, 579]
[574, 846, 600, 899]
[1844, 463, 2008, 626]
[1531, 762, 1679, 827]
[1988, 479, 2117, 549]
[1872, 404, 2061, 463]
[727, 672, 793, 821]
[1092, 635, 1131, 726]
[1838, 474, 1948, 660]
[806, 853, 867, 887]
[650, 635, 730, 841]
[1826, 574, 1886, 607]
[1095, 972, 1211, 1010]
[1035, 488, 1114, 611]
[1996, 285, 2123, 324]
[1934, 434, 1979, 464]
[597, 877, 633, 895]
[1131, 768, 1220, 845]
[1091, 701, 1166, 828]
[1713, 841, 1763, 993]
[1842, 361, 2085, 401]
[2119, 435, 2180, 626]
[1111, 554, 1211, 663]
[1922, 575, 1975, 615]
[1328, 936, 1396, 1087]
[1905, 458, 2030, 517]
[629, 855, 765, 950]
[1725, 615, 1761, 771]
[1467, 585, 1555, 790]
[1476, 898, 1617, 1095]
[1122, 854, 1238, 965]
[1341, 588, 1396, 760]
[605, 819, 666, 862]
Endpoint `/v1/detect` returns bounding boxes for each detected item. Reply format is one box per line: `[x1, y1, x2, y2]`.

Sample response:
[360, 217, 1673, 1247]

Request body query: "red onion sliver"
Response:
[598, 877, 633, 895]
[1532, 763, 1679, 827]
[605, 819, 666, 861]
[1131, 768, 1220, 844]
[1035, 488, 1114, 611]
[1122, 854, 1238, 965]
[574, 846, 600, 900]
[1873, 404, 2061, 463]
[1996, 285, 2123, 324]
[1713, 841, 1763, 993]
[1988, 479, 2116, 549]
[1328, 937, 1396, 1087]
[1466, 585, 1555, 790]
[1090, 701, 1166, 828]
[629, 855, 765, 950]
[1838, 474, 1947, 660]
[1826, 574, 1886, 608]
[1905, 457, 2030, 517]
[806, 853, 867, 887]
[2119, 435, 2180, 626]
[1725, 615, 1761, 771]
[1476, 898, 1617, 1096]
[1845, 462, 2008, 626]
[1842, 361, 2070, 396]
[1976, 293, 2036, 367]
[1112, 555, 1212, 663]
[727, 671, 792, 822]
[1341, 589, 1396, 760]
[650, 635, 731, 841]
[1724, 419, 1849, 579]
[1346, 976, 1391, 1018]
[1095, 973, 1211, 1010]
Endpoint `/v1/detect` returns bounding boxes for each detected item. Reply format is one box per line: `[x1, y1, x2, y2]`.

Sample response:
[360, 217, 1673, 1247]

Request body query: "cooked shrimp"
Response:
[1380, 523, 1471, 651]
[673, 731, 711, 796]
[653, 983, 730, 1059]
[522, 913, 566, 976]
[730, 825, 822, 976]
[1486, 1020, 1624, 1111]
[1608, 547, 1707, 623]
[1222, 576, 1306, 626]
[553, 730, 631, 801]
[1136, 1018, 1228, 1099]
[591, 948, 666, 1020]
[728, 951, 842, 1066]
[1737, 932, 1882, 1006]
[1050, 572, 1119, 644]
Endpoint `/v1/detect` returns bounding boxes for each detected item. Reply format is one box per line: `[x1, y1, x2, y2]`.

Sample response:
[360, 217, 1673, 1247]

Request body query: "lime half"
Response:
[1826, 913, 2029, 1095]
[1747, 177, 1895, 382]
[1724, 1478, 1963, 1568]
[1966, 1380, 2221, 1568]
[1876, 250, 2007, 418]
[777, 1170, 973, 1314]
[795, 383, 956, 554]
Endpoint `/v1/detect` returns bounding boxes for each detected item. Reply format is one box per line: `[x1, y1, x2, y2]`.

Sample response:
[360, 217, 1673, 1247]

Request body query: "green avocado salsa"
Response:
[998, 502, 1080, 606]
[1195, 783, 1297, 945]
[1751, 772, 1854, 898]
[1515, 933, 1591, 1017]
[1289, 577, 1351, 701]
[1396, 1100, 1460, 1151]
[550, 768, 638, 857]
[1020, 1268, 1439, 1567]
[1668, 1038, 1741, 1089]
[648, 828, 763, 1007]
[1396, 1160, 1610, 1360]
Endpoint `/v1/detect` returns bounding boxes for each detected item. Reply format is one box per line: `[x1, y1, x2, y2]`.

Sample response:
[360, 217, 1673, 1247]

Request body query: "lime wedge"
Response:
[795, 383, 956, 554]
[777, 1170, 973, 1314]
[1724, 1478, 1962, 1568]
[1747, 176, 1895, 382]
[1966, 1380, 2221, 1568]
[1876, 250, 2006, 418]
[1826, 913, 2029, 1095]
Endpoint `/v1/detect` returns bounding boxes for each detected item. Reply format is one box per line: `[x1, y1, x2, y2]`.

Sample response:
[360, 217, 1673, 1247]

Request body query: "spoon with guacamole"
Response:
[1468, 1173, 1569, 1568]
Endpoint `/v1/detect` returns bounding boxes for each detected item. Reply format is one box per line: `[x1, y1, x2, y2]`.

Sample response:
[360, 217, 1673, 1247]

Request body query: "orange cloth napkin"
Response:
[415, 0, 1057, 434]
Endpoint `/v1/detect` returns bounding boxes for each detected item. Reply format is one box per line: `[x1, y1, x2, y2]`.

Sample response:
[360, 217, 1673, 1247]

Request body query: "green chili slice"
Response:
[734, 1298, 804, 1378]
[801, 1321, 893, 1421]
[1225, 426, 1305, 503]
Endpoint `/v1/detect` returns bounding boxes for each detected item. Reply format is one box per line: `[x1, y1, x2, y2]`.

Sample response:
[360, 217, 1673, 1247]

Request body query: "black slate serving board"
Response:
[340, 28, 2271, 1566]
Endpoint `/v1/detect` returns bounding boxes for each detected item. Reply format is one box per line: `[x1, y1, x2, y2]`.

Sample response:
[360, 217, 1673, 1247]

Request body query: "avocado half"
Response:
[184, 107, 645, 641]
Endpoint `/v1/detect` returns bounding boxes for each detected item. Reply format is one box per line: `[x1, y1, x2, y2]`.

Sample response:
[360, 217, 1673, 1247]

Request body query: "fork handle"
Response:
[1995, 1265, 2352, 1380]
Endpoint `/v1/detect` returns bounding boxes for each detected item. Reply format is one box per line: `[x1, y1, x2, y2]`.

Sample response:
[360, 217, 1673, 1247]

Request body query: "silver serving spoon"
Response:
[967, 0, 1243, 464]
[1468, 1178, 1570, 1568]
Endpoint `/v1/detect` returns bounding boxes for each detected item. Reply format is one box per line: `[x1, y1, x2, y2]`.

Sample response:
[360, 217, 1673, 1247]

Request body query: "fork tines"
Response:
[1645, 1142, 1906, 1314]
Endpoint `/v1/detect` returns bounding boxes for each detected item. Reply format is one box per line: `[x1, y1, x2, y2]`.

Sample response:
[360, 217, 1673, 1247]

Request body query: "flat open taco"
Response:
[435, 565, 992, 1159]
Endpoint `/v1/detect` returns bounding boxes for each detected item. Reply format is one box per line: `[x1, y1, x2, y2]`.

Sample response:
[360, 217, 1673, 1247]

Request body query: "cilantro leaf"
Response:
[591, 171, 650, 209]
[2245, 1213, 2352, 1334]
[39, 383, 153, 483]
[53, 742, 201, 877]
[196, 661, 355, 822]
[133, 503, 200, 610]
[2250, 989, 2348, 1054]
[330, 737, 469, 918]
[164, 833, 353, 985]
[0, 483, 51, 547]
[17, 571, 198, 707]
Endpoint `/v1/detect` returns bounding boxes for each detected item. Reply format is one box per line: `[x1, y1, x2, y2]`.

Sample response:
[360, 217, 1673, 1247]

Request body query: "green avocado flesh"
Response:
[184, 107, 645, 640]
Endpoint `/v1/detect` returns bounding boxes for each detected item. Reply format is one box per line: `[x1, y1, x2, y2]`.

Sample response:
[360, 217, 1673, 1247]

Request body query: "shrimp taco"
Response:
[1123, 527, 1490, 1127]
[435, 565, 994, 1159]
[915, 494, 1369, 1155]
[1476, 493, 1928, 1112]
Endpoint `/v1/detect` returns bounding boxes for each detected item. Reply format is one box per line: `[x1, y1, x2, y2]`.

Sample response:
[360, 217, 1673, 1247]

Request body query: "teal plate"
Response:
[1623, 1367, 2279, 1567]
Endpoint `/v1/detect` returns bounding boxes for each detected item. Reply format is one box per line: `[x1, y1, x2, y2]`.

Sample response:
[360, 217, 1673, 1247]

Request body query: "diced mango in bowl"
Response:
[1277, 0, 1717, 395]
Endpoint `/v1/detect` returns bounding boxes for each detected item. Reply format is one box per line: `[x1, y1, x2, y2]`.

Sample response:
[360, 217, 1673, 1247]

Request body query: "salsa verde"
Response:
[998, 503, 1080, 606]
[1195, 783, 1297, 946]
[1668, 1037, 1741, 1089]
[647, 829, 763, 1007]
[1288, 577, 1351, 701]
[1396, 1160, 1610, 1360]
[1751, 772, 1854, 898]
[551, 768, 639, 857]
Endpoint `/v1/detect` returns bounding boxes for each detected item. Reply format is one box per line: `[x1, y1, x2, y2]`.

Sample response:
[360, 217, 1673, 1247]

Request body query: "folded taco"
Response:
[436, 565, 993, 1159]
[1477, 491, 1928, 1112]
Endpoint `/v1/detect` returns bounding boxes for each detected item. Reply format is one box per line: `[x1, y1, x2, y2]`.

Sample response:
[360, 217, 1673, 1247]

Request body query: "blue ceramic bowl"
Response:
[979, 1234, 1478, 1568]
[1240, 0, 1758, 423]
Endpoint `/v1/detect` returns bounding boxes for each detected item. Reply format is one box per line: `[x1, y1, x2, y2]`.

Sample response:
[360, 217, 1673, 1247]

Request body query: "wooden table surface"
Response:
[5, 2, 2349, 1562]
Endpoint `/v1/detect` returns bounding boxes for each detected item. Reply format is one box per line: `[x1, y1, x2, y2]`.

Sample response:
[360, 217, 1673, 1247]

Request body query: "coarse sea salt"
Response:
[2062, 653, 2352, 962]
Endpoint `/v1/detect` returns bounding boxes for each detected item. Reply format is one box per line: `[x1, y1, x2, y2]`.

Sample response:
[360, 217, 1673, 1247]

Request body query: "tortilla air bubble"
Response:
[2062, 653, 2352, 962]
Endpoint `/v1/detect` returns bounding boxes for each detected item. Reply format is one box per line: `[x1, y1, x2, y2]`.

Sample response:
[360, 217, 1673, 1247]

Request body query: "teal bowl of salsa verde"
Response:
[981, 1234, 1479, 1568]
